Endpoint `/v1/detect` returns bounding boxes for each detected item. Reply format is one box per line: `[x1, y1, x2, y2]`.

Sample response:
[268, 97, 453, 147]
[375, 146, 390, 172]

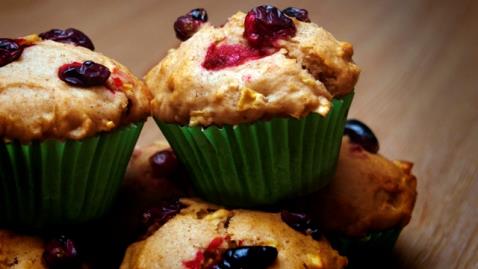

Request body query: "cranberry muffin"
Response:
[120, 199, 347, 269]
[304, 120, 417, 261]
[146, 5, 360, 206]
[0, 230, 88, 269]
[0, 29, 151, 228]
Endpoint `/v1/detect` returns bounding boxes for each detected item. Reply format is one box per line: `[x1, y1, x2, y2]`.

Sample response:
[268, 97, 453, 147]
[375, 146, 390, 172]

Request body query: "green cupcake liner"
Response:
[327, 228, 402, 265]
[0, 122, 143, 229]
[156, 93, 353, 207]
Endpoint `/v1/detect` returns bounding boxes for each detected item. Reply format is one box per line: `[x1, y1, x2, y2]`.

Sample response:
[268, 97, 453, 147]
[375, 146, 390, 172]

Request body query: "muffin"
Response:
[303, 120, 417, 261]
[0, 229, 89, 269]
[120, 199, 347, 269]
[122, 141, 188, 207]
[0, 29, 151, 228]
[0, 230, 45, 269]
[85, 141, 188, 269]
[145, 5, 360, 206]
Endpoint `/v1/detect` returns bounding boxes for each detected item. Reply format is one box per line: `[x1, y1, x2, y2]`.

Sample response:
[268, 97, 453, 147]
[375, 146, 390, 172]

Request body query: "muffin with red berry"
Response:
[0, 29, 151, 228]
[145, 5, 360, 206]
[300, 120, 417, 263]
[0, 230, 89, 269]
[120, 199, 347, 269]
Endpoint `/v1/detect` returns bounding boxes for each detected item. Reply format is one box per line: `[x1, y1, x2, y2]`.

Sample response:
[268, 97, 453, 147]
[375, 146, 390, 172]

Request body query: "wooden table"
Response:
[1, 0, 477, 268]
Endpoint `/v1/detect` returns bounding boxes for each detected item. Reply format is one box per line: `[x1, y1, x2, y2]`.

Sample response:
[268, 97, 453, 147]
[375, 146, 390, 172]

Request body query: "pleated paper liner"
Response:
[157, 93, 353, 207]
[0, 122, 143, 229]
[327, 227, 402, 266]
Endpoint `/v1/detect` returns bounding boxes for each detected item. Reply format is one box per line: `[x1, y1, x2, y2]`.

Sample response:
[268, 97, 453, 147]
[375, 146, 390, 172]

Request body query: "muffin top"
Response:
[146, 6, 360, 126]
[120, 199, 347, 269]
[311, 137, 417, 237]
[0, 31, 151, 142]
[0, 230, 45, 269]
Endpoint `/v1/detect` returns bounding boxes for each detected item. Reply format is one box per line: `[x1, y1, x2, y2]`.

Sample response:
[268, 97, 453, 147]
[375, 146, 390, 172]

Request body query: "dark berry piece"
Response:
[141, 199, 185, 234]
[188, 8, 208, 22]
[58, 61, 111, 87]
[43, 236, 81, 269]
[243, 5, 296, 48]
[39, 28, 95, 50]
[344, 119, 380, 153]
[149, 149, 180, 178]
[174, 15, 202, 41]
[283, 7, 311, 22]
[0, 38, 23, 67]
[281, 211, 322, 240]
[214, 246, 278, 269]
[281, 211, 312, 232]
[174, 8, 208, 41]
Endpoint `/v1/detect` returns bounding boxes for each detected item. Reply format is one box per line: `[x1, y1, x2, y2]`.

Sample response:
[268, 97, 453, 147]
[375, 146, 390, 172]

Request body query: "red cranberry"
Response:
[0, 38, 23, 67]
[344, 119, 380, 154]
[214, 246, 278, 269]
[174, 8, 208, 41]
[243, 5, 296, 49]
[188, 8, 208, 22]
[39, 28, 95, 50]
[43, 236, 81, 269]
[58, 61, 111, 87]
[283, 7, 311, 22]
[202, 43, 261, 70]
[149, 149, 180, 178]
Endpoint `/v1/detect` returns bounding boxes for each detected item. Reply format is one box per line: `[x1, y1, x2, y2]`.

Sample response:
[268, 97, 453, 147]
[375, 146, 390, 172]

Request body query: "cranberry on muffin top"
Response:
[146, 5, 360, 127]
[0, 30, 151, 142]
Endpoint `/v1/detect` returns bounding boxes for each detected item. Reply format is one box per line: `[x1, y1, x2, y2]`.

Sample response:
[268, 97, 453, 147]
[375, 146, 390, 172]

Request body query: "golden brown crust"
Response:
[0, 39, 151, 142]
[0, 230, 46, 269]
[311, 137, 417, 237]
[120, 199, 347, 269]
[146, 12, 359, 126]
[283, 20, 360, 97]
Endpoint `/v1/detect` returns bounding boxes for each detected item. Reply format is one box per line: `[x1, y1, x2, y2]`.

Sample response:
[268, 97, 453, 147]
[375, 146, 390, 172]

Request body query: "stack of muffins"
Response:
[0, 5, 417, 269]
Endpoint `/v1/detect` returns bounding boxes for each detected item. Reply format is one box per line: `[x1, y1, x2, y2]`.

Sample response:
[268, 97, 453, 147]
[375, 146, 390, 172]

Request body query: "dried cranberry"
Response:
[43, 236, 81, 269]
[149, 149, 180, 178]
[344, 119, 380, 154]
[58, 61, 111, 87]
[174, 8, 208, 41]
[188, 8, 208, 22]
[202, 43, 261, 70]
[283, 7, 311, 22]
[141, 200, 185, 233]
[39, 28, 95, 50]
[0, 38, 23, 67]
[281, 211, 322, 240]
[213, 246, 278, 269]
[243, 5, 296, 49]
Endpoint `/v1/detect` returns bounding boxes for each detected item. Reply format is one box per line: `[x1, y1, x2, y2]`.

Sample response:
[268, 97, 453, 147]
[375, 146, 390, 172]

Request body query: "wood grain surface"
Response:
[1, 0, 477, 268]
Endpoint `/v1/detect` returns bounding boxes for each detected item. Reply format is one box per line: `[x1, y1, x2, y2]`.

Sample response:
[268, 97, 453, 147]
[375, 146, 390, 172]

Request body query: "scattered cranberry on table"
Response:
[39, 28, 95, 50]
[282, 7, 311, 22]
[58, 61, 111, 87]
[344, 119, 380, 154]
